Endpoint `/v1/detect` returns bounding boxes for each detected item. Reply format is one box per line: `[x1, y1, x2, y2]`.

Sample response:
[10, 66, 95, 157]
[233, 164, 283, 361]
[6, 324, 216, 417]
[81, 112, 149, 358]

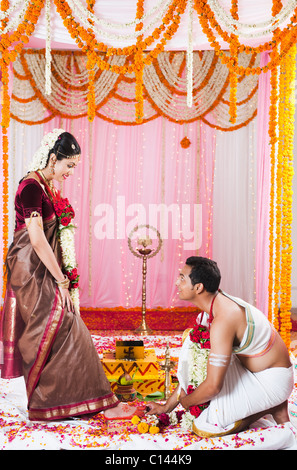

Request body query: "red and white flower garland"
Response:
[53, 197, 80, 314]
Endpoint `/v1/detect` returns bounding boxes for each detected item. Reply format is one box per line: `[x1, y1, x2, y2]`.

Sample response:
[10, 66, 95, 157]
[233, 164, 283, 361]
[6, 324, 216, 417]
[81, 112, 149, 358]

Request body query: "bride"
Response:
[0, 129, 138, 421]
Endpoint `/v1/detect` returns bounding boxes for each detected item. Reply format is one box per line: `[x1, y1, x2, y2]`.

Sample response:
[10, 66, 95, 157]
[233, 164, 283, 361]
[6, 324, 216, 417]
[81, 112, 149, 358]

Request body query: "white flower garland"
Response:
[188, 342, 209, 387]
[180, 342, 209, 431]
[27, 128, 65, 172]
[207, 0, 297, 38]
[45, 0, 52, 95]
[13, 50, 259, 129]
[59, 223, 80, 314]
[66, 0, 173, 42]
[186, 0, 193, 108]
[0, 0, 28, 22]
[0, 0, 29, 34]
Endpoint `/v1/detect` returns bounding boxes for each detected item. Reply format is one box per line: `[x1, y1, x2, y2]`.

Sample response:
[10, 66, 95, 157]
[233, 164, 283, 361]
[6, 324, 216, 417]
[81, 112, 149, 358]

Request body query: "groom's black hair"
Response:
[186, 256, 221, 293]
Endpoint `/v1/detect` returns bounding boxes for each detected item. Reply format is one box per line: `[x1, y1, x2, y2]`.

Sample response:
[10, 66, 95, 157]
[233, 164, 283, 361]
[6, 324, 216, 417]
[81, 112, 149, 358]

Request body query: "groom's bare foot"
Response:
[271, 401, 290, 424]
[104, 402, 139, 420]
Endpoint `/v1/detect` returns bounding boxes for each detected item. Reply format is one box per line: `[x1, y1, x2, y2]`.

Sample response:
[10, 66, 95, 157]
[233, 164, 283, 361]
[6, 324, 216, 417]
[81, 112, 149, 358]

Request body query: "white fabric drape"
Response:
[212, 120, 257, 305]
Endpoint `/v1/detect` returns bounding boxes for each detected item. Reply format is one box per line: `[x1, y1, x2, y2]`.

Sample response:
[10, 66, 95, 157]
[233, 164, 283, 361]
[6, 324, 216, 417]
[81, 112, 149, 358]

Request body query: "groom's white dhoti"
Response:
[177, 292, 294, 437]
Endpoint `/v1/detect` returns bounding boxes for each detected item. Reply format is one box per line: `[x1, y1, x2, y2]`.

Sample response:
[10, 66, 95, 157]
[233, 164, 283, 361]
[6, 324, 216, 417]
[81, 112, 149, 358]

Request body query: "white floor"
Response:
[1, 334, 297, 450]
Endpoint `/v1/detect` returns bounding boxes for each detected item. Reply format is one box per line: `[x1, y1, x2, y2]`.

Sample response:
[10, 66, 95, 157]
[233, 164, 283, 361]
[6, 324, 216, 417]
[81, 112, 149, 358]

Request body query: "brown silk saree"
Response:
[0, 216, 118, 421]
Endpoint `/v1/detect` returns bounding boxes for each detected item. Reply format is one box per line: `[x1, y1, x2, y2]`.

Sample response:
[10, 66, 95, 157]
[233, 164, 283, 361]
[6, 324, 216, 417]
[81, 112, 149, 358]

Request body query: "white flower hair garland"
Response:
[27, 128, 65, 172]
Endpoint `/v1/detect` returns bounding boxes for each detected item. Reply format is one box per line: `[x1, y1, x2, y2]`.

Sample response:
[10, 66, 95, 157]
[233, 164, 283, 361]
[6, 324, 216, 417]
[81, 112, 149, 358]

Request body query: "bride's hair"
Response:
[47, 132, 81, 163]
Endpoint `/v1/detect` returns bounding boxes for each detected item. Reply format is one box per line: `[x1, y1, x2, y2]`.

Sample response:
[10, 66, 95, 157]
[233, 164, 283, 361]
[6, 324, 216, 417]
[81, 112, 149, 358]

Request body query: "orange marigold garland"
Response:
[1, 56, 10, 299]
[228, 0, 239, 123]
[180, 136, 191, 148]
[1, 0, 10, 298]
[194, 0, 297, 77]
[135, 0, 145, 123]
[1, 0, 45, 296]
[268, 53, 280, 326]
[278, 42, 295, 348]
[52, 0, 187, 122]
[0, 0, 45, 61]
[86, 0, 96, 122]
[267, 1, 295, 347]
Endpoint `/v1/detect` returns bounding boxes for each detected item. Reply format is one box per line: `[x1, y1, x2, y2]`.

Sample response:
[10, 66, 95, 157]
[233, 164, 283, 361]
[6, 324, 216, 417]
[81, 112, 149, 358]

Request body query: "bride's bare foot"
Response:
[104, 402, 140, 420]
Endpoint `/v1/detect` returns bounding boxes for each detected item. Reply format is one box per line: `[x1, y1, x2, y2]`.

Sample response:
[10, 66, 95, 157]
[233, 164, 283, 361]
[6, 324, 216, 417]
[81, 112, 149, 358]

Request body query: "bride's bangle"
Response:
[56, 275, 70, 289]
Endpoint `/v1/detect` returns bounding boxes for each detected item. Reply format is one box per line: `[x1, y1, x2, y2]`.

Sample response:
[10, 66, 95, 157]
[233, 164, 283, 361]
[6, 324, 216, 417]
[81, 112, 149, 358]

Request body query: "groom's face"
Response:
[176, 265, 196, 301]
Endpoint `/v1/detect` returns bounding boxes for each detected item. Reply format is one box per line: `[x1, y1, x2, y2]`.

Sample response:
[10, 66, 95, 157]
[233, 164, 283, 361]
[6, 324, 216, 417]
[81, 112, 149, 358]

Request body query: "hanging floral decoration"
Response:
[1, 1, 297, 123]
[0, 0, 46, 298]
[194, 0, 297, 77]
[1, 0, 9, 299]
[11, 49, 259, 130]
[135, 0, 145, 123]
[2, 0, 296, 127]
[1, 0, 297, 339]
[268, 4, 282, 331]
[1, 56, 9, 299]
[228, 0, 239, 124]
[265, 0, 296, 348]
[180, 136, 191, 148]
[85, 0, 96, 122]
[279, 45, 295, 348]
[268, 40, 296, 348]
[53, 0, 187, 125]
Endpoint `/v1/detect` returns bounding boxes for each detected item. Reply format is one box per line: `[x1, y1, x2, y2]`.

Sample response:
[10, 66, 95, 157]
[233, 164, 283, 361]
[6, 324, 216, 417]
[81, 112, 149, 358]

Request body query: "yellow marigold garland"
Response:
[1, 56, 10, 299]
[278, 42, 295, 347]
[1, 0, 296, 126]
[228, 0, 239, 123]
[1, 0, 45, 297]
[267, 1, 295, 347]
[86, 0, 96, 122]
[194, 0, 297, 76]
[135, 0, 145, 123]
[268, 33, 295, 348]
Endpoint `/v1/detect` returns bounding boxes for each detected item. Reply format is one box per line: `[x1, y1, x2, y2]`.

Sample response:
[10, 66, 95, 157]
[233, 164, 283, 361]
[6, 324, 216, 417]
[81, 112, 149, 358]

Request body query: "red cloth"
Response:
[80, 308, 199, 331]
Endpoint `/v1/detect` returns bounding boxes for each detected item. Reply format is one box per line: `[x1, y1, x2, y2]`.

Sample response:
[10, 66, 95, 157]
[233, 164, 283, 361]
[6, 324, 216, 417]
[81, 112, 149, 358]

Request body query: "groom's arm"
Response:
[179, 317, 234, 410]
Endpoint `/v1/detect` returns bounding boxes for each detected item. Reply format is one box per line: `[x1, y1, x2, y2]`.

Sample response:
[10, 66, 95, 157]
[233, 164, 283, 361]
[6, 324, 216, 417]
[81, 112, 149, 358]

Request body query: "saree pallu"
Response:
[0, 217, 118, 421]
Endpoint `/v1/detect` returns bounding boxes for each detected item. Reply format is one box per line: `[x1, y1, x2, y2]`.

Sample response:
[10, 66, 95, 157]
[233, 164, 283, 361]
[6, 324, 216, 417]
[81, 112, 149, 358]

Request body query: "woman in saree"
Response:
[0, 129, 137, 421]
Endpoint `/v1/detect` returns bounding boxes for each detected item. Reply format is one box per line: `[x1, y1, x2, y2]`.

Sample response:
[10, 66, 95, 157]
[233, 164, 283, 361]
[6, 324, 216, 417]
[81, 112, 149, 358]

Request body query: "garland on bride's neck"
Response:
[36, 171, 80, 314]
[53, 196, 80, 314]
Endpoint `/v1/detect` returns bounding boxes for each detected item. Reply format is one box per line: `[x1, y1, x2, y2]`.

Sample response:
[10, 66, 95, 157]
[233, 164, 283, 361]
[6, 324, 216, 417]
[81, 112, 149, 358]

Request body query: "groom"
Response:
[146, 256, 293, 437]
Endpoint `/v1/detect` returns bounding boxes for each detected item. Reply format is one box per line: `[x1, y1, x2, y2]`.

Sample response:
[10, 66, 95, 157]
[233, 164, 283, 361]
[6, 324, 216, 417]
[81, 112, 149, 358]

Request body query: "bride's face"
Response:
[50, 155, 80, 183]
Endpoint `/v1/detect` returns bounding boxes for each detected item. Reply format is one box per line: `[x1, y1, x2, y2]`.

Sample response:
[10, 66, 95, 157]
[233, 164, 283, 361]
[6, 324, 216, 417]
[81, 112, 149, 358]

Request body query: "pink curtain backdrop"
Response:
[42, 118, 213, 309]
[255, 52, 271, 316]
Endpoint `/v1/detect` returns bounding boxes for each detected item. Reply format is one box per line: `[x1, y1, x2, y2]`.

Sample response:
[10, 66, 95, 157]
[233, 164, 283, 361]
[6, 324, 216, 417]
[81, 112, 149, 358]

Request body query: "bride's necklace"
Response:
[36, 170, 56, 202]
[37, 169, 54, 191]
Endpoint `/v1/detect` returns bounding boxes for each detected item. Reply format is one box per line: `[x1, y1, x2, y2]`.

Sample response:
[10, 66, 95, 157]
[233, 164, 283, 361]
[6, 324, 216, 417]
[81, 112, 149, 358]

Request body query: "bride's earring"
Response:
[50, 160, 55, 175]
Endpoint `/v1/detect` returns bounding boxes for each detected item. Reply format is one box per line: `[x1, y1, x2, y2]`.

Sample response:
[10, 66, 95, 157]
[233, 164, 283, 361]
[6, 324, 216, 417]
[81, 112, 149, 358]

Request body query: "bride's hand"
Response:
[58, 286, 74, 313]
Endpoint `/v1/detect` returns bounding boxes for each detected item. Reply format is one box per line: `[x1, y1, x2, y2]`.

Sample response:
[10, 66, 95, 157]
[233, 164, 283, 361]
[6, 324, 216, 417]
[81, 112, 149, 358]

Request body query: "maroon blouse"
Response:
[14, 178, 55, 231]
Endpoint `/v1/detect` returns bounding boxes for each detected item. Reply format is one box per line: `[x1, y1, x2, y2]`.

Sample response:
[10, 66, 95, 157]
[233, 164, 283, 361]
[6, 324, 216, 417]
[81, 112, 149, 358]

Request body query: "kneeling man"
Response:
[147, 256, 294, 437]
